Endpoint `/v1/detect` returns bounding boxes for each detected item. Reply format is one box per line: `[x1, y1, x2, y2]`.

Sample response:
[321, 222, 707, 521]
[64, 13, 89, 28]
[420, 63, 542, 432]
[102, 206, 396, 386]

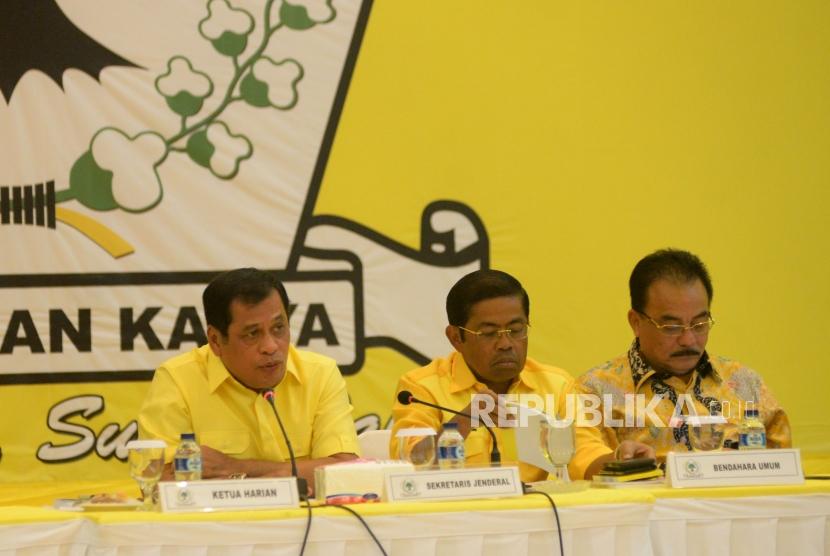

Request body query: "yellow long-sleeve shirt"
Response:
[390, 352, 612, 482]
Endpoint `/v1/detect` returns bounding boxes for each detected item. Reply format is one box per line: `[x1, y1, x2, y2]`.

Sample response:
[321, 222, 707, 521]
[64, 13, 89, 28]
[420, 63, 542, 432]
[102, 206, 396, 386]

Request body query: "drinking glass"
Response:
[540, 418, 574, 483]
[396, 428, 436, 469]
[126, 440, 166, 510]
[688, 413, 727, 451]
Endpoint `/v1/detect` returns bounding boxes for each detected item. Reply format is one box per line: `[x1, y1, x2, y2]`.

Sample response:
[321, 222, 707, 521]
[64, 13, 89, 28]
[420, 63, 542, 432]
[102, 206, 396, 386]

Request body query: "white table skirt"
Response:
[0, 519, 95, 556]
[0, 503, 653, 556]
[649, 493, 830, 556]
[2, 494, 829, 555]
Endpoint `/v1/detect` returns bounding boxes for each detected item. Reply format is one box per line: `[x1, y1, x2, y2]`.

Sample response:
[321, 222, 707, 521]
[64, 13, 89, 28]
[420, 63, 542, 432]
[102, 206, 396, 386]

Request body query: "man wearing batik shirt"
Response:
[571, 249, 791, 479]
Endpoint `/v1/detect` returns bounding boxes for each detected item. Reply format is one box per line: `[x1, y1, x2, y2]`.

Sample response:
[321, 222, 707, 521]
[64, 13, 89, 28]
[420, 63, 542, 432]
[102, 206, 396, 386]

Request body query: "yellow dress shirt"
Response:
[138, 344, 360, 463]
[573, 349, 792, 477]
[390, 352, 612, 482]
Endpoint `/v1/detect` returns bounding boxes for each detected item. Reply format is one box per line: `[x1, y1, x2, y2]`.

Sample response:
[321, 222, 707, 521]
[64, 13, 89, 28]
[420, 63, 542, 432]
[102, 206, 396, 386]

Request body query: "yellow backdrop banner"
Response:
[1, 0, 827, 481]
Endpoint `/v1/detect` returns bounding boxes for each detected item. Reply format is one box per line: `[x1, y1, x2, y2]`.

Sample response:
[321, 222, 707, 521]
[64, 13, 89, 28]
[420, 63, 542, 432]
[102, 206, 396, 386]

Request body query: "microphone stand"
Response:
[399, 391, 501, 464]
[262, 390, 309, 500]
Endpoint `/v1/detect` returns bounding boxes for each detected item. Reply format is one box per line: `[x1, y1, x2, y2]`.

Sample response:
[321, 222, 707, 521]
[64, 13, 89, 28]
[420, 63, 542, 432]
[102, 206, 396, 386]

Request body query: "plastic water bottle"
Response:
[437, 422, 465, 469]
[739, 409, 767, 450]
[174, 433, 203, 481]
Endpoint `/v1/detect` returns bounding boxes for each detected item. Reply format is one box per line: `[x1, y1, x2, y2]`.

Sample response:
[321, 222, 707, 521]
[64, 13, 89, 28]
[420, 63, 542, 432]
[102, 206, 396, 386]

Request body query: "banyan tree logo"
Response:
[400, 479, 418, 497]
[683, 459, 702, 478]
[4, 0, 331, 257]
[0, 0, 489, 400]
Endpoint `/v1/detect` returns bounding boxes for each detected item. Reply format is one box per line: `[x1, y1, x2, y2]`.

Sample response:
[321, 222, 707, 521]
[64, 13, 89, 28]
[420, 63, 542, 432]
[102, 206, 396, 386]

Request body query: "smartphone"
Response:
[601, 457, 657, 474]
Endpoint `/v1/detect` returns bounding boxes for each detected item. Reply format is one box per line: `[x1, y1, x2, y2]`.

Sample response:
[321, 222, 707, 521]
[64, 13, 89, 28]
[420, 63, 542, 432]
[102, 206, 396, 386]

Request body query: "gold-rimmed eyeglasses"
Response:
[637, 311, 714, 337]
[457, 323, 530, 342]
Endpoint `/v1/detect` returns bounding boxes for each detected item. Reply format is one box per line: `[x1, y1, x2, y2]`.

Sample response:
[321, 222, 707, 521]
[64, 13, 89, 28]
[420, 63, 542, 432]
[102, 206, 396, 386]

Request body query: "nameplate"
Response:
[385, 466, 523, 502]
[666, 448, 804, 488]
[158, 478, 300, 512]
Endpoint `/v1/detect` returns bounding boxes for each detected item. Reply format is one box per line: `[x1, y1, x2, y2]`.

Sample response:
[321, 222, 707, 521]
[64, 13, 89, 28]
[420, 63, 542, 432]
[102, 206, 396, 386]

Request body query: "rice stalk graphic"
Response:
[0, 181, 134, 257]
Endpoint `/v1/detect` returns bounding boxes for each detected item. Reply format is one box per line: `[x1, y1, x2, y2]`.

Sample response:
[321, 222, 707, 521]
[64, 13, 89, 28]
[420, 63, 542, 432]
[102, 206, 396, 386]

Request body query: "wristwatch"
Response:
[228, 472, 247, 480]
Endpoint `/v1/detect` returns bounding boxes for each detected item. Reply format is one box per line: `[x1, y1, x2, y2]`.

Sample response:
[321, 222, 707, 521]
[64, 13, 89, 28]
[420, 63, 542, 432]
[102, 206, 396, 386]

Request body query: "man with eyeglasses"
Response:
[390, 269, 653, 482]
[571, 249, 791, 477]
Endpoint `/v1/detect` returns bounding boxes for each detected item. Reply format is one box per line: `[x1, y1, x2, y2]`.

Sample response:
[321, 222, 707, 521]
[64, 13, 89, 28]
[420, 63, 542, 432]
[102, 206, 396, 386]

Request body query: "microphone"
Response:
[397, 390, 501, 464]
[262, 389, 308, 500]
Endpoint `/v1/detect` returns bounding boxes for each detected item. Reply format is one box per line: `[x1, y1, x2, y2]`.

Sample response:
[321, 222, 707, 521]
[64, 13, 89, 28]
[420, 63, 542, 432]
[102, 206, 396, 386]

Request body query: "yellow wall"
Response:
[325, 1, 830, 469]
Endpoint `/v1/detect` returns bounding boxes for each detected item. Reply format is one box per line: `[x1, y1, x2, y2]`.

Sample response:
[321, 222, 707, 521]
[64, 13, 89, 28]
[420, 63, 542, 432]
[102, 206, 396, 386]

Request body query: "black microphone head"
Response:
[397, 390, 413, 405]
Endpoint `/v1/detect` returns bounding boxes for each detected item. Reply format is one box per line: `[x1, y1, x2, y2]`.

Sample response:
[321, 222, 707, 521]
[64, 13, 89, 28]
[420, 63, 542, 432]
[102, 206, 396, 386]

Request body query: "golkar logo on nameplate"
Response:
[385, 466, 523, 503]
[158, 477, 299, 513]
[666, 448, 804, 488]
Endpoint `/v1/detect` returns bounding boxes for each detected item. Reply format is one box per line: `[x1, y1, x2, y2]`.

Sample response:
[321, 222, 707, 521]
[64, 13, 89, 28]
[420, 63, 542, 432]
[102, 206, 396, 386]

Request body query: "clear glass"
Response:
[540, 419, 574, 483]
[128, 445, 165, 511]
[689, 403, 726, 451]
[689, 418, 726, 451]
[396, 429, 436, 468]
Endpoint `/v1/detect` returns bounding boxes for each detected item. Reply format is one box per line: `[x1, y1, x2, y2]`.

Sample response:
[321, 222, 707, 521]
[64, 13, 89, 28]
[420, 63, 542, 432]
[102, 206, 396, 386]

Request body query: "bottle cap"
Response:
[744, 408, 759, 418]
[180, 432, 196, 440]
[395, 427, 436, 437]
[442, 422, 459, 430]
[126, 439, 167, 450]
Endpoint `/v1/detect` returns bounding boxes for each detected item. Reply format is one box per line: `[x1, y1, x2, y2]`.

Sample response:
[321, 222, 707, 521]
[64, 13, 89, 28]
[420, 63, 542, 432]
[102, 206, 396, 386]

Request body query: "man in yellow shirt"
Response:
[574, 249, 791, 475]
[390, 269, 654, 482]
[138, 268, 359, 487]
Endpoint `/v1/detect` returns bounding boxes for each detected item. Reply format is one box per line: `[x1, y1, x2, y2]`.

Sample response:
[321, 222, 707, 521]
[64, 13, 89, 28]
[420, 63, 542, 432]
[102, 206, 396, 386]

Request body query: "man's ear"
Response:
[445, 324, 463, 351]
[627, 309, 641, 337]
[207, 325, 224, 356]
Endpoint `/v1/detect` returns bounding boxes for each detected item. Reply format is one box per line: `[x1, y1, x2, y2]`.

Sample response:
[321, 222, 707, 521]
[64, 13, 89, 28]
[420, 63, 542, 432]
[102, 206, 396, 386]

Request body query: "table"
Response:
[1, 480, 828, 555]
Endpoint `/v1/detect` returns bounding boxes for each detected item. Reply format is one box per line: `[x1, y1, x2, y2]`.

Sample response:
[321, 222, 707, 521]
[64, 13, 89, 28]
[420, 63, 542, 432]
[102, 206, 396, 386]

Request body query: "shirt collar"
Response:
[449, 353, 477, 393]
[283, 346, 302, 386]
[206, 348, 233, 393]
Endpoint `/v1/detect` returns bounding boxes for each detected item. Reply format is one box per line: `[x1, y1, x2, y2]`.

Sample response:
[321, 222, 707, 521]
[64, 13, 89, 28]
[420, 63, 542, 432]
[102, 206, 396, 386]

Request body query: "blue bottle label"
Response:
[174, 455, 201, 471]
[439, 445, 465, 460]
[739, 431, 766, 448]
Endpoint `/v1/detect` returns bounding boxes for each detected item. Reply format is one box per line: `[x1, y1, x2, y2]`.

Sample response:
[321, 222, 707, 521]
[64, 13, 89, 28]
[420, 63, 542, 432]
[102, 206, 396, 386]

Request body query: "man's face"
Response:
[628, 278, 711, 377]
[207, 290, 290, 390]
[446, 295, 529, 388]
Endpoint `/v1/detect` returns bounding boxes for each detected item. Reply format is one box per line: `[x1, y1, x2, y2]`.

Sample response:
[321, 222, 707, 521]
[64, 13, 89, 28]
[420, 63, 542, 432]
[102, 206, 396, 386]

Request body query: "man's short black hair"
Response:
[446, 269, 529, 326]
[629, 249, 713, 312]
[203, 268, 289, 336]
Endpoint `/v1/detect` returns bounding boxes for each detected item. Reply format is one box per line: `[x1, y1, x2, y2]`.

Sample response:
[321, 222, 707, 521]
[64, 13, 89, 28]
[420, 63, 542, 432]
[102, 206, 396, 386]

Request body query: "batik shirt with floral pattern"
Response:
[572, 340, 791, 464]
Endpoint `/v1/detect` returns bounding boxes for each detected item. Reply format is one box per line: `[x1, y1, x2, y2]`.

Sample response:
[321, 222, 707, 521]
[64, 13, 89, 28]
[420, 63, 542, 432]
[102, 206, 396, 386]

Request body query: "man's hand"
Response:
[159, 445, 254, 481]
[451, 387, 507, 438]
[615, 440, 655, 461]
[584, 440, 657, 479]
[199, 445, 244, 479]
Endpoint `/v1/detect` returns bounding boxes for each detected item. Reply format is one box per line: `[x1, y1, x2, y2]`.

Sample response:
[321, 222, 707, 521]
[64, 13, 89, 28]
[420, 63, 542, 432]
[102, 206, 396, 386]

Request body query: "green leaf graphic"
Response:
[240, 73, 270, 107]
[166, 91, 205, 118]
[68, 151, 118, 211]
[212, 31, 249, 57]
[280, 3, 316, 30]
[186, 130, 215, 168]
